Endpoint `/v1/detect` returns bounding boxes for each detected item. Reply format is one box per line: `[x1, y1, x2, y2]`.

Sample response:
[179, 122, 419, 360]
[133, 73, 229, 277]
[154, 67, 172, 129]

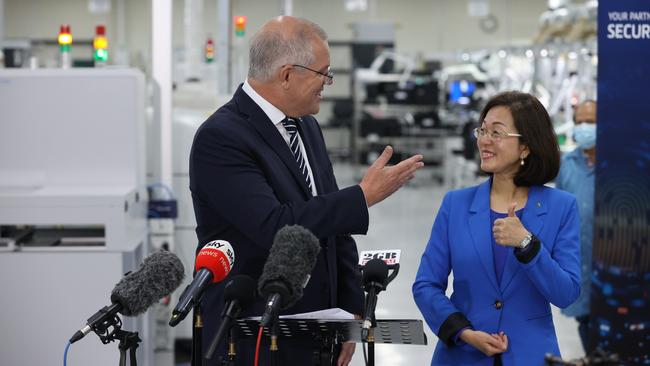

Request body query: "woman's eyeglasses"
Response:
[473, 127, 522, 142]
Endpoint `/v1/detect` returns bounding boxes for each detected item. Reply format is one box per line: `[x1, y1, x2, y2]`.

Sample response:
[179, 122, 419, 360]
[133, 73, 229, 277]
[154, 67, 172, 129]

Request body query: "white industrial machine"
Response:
[0, 69, 152, 366]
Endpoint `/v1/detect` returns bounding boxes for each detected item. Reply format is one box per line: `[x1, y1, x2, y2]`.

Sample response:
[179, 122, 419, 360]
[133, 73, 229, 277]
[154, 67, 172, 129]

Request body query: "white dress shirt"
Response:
[242, 79, 318, 195]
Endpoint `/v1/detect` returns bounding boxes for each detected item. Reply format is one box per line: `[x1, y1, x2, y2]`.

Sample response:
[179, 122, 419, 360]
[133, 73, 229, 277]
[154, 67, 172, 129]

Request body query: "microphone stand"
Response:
[192, 304, 203, 366]
[361, 262, 400, 366]
[269, 316, 279, 366]
[205, 298, 247, 360]
[89, 312, 142, 366]
[367, 326, 375, 366]
[225, 328, 237, 366]
[117, 330, 142, 366]
[362, 282, 381, 366]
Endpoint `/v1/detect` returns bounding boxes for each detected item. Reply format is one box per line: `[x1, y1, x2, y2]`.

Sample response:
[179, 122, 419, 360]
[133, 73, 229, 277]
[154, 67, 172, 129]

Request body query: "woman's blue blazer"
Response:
[413, 179, 581, 365]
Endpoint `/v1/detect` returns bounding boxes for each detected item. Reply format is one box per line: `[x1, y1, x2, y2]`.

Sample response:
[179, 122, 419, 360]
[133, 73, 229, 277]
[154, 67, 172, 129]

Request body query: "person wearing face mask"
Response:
[556, 99, 597, 353]
[413, 91, 581, 366]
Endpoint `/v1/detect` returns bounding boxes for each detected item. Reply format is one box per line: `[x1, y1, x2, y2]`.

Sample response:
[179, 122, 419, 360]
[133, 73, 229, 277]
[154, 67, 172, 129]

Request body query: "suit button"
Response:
[494, 300, 503, 310]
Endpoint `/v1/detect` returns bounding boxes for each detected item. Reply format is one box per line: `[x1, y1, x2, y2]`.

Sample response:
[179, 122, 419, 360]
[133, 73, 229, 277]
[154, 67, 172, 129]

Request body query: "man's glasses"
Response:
[473, 127, 522, 142]
[292, 64, 334, 85]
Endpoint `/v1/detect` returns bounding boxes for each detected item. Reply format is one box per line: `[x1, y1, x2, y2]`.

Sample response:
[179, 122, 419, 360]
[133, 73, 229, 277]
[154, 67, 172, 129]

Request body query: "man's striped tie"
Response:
[281, 117, 313, 193]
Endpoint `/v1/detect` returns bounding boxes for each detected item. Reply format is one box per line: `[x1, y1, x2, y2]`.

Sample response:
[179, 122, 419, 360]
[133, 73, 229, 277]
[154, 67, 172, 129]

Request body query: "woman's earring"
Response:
[520, 158, 525, 166]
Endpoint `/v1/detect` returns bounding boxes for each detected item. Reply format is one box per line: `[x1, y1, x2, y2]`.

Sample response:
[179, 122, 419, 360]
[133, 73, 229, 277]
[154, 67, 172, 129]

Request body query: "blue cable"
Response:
[63, 341, 71, 366]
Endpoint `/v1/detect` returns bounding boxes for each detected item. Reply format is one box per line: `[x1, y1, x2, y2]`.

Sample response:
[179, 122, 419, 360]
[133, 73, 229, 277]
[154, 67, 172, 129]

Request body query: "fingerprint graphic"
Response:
[594, 172, 650, 271]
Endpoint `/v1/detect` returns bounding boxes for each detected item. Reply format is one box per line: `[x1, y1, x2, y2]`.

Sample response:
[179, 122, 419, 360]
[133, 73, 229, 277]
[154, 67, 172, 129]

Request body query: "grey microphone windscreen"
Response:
[258, 225, 320, 309]
[111, 250, 185, 316]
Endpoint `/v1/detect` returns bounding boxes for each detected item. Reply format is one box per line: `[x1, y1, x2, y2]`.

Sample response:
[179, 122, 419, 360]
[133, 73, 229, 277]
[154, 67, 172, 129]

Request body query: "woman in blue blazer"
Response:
[413, 91, 581, 366]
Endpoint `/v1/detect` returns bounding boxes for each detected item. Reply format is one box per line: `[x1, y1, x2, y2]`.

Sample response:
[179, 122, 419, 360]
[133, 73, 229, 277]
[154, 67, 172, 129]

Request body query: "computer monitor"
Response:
[448, 80, 476, 105]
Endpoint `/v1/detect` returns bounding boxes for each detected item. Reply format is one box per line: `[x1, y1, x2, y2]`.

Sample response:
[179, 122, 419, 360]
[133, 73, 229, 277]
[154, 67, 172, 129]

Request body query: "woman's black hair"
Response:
[478, 91, 560, 186]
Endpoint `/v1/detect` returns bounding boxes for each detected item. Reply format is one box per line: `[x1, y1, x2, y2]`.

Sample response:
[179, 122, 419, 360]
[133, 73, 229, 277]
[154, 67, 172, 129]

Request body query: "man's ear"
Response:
[278, 65, 292, 89]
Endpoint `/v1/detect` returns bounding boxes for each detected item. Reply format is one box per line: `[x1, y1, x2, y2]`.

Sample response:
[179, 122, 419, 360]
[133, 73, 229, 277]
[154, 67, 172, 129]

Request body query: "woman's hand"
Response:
[493, 203, 529, 247]
[459, 329, 508, 356]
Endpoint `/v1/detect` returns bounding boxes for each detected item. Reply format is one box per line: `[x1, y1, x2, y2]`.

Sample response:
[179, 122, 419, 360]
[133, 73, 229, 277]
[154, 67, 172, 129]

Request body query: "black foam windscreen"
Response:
[111, 250, 185, 316]
[362, 258, 389, 285]
[258, 225, 320, 309]
[224, 275, 256, 304]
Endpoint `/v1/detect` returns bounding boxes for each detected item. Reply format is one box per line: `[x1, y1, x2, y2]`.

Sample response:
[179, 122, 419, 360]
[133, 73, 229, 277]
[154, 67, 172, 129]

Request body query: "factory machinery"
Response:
[0, 69, 154, 366]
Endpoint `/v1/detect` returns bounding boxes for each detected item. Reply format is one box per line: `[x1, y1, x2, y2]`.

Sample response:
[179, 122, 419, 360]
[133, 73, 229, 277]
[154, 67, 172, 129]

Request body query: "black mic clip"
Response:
[70, 303, 123, 345]
[363, 280, 385, 294]
[91, 306, 123, 345]
[359, 263, 400, 291]
[78, 303, 143, 364]
[91, 311, 143, 366]
[385, 263, 399, 287]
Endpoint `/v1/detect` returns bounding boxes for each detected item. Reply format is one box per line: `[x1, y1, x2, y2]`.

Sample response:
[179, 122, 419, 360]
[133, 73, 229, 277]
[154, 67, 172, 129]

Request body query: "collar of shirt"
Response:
[242, 79, 286, 129]
[242, 80, 317, 195]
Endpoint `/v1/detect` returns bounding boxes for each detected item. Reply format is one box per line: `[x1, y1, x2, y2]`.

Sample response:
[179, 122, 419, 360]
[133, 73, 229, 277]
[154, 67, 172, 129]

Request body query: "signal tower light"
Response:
[93, 25, 109, 63]
[58, 24, 72, 53]
[58, 24, 73, 69]
[205, 37, 215, 63]
[234, 16, 247, 37]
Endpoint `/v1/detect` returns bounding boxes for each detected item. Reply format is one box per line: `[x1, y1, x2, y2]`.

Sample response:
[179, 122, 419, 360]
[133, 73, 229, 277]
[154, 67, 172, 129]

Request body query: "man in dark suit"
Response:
[189, 16, 423, 365]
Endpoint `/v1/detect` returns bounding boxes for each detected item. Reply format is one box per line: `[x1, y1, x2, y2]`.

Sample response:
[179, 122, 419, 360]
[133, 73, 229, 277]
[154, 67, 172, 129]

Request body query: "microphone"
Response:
[258, 225, 320, 327]
[169, 240, 235, 327]
[69, 250, 185, 343]
[205, 275, 256, 360]
[361, 258, 389, 339]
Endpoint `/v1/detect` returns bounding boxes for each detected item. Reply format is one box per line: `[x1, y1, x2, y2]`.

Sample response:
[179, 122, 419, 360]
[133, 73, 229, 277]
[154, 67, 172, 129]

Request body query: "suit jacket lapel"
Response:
[234, 87, 311, 197]
[500, 185, 547, 293]
[468, 179, 500, 294]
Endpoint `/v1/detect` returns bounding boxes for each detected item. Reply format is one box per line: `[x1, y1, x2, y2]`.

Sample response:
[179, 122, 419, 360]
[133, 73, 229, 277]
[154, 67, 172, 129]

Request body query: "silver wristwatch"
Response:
[519, 232, 533, 249]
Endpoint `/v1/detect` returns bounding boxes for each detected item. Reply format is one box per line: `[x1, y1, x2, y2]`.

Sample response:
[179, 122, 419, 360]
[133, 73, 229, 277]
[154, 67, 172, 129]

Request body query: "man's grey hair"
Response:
[248, 19, 328, 82]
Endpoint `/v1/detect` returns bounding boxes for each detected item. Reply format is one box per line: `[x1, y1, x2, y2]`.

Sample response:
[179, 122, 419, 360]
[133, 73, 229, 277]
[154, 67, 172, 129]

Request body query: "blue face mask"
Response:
[573, 123, 596, 149]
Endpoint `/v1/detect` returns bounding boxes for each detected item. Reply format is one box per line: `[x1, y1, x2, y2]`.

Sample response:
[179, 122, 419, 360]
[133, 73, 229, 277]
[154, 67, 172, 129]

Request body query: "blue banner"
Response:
[594, 1, 650, 364]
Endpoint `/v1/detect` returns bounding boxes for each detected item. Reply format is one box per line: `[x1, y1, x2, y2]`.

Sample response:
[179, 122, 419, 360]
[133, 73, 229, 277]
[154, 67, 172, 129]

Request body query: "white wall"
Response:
[4, 0, 151, 68]
[5, 0, 113, 40]
[4, 0, 547, 70]
[290, 0, 547, 54]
